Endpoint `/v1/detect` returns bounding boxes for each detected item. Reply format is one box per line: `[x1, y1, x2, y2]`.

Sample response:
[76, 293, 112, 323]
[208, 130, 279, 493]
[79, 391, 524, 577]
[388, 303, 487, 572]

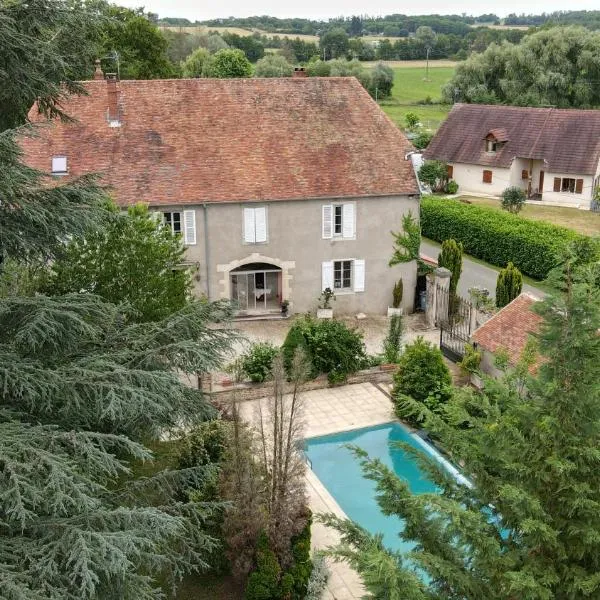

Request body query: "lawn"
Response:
[461, 196, 600, 237]
[377, 62, 456, 131]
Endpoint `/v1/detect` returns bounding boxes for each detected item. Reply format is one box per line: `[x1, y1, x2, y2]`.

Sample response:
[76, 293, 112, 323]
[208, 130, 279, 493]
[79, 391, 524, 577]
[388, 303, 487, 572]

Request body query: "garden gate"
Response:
[435, 285, 473, 362]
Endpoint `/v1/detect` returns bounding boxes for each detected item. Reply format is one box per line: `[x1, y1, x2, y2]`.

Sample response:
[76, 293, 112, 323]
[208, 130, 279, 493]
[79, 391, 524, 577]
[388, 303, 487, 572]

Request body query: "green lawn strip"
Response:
[421, 236, 558, 296]
[458, 195, 600, 237]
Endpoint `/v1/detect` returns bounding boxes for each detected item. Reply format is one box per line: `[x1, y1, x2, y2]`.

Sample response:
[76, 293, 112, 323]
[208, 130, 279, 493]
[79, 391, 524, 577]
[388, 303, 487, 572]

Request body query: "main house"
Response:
[425, 104, 600, 209]
[21, 70, 419, 315]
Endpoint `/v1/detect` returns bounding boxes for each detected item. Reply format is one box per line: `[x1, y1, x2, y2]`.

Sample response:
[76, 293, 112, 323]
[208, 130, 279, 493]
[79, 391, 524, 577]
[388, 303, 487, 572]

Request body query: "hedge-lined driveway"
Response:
[421, 238, 545, 301]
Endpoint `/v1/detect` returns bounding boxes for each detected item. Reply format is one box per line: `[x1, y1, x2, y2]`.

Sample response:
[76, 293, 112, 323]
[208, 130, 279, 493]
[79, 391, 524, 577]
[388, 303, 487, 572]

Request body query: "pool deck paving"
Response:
[241, 382, 396, 600]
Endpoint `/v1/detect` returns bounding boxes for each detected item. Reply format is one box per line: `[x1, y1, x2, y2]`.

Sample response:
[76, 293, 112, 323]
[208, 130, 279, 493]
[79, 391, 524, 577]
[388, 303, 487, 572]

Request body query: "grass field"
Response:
[377, 62, 456, 131]
[459, 196, 600, 236]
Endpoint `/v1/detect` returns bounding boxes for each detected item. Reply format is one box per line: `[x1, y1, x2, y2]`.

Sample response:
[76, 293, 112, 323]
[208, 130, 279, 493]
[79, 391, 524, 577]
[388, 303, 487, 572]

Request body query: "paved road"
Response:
[420, 238, 545, 300]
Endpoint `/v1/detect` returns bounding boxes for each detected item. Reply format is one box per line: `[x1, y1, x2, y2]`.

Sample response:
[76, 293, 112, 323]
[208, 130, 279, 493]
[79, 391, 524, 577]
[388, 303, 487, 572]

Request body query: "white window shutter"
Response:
[183, 210, 196, 245]
[322, 205, 333, 239]
[353, 259, 365, 292]
[244, 208, 256, 243]
[342, 203, 355, 238]
[254, 207, 267, 243]
[322, 261, 334, 291]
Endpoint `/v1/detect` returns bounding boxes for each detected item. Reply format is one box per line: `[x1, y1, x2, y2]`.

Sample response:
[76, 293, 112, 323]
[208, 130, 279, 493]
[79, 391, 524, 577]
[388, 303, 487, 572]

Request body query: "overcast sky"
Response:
[119, 0, 600, 21]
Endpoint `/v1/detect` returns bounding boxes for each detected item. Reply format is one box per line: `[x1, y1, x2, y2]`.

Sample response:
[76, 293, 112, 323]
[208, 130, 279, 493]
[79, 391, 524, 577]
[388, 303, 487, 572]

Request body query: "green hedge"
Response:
[420, 197, 584, 280]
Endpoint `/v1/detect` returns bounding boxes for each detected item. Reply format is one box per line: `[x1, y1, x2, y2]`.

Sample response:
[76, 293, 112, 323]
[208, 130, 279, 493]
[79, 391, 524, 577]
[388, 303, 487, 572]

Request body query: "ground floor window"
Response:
[554, 177, 583, 194]
[163, 211, 182, 234]
[230, 262, 282, 312]
[334, 260, 352, 290]
[562, 178, 576, 193]
[482, 169, 493, 184]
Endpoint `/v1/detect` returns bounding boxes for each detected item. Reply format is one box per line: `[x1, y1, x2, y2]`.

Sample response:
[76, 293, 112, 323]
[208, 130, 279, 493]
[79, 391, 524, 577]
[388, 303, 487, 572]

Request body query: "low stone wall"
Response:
[208, 365, 396, 404]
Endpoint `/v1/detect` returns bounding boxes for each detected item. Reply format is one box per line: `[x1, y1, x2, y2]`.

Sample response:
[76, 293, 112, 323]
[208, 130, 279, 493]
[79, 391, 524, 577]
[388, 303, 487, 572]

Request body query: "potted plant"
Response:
[280, 299, 289, 317]
[387, 278, 404, 317]
[316, 287, 335, 319]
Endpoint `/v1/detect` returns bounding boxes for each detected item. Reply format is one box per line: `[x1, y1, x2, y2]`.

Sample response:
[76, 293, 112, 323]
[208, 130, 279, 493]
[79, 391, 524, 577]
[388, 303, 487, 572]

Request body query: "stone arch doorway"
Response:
[231, 262, 282, 312]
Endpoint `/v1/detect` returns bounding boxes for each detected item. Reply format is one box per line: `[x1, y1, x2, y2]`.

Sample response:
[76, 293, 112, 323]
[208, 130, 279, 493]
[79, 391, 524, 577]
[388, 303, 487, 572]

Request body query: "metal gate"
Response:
[435, 285, 473, 362]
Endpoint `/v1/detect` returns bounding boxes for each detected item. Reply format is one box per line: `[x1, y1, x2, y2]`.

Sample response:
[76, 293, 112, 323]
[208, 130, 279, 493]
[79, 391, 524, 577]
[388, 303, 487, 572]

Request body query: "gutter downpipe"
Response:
[203, 203, 211, 299]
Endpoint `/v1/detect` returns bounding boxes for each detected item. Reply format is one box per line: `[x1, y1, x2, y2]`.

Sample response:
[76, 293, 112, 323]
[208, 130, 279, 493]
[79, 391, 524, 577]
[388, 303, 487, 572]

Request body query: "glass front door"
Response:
[231, 268, 281, 312]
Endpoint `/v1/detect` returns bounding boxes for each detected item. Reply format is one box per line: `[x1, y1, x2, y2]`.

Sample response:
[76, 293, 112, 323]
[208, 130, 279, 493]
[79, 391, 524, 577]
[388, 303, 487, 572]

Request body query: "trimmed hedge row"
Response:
[420, 197, 584, 280]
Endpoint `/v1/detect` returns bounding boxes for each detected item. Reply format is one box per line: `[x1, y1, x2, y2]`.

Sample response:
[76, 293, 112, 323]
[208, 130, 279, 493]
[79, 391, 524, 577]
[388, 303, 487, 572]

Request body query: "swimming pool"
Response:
[304, 421, 460, 552]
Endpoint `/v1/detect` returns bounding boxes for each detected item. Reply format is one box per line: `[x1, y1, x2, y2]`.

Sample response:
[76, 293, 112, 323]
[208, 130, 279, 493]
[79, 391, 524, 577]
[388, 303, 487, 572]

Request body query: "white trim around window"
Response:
[323, 258, 365, 293]
[51, 155, 68, 174]
[322, 202, 355, 240]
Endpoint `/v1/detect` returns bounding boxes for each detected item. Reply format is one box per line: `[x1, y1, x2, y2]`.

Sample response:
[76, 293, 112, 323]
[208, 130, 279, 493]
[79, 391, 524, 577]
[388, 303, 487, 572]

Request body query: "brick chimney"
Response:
[105, 73, 121, 126]
[93, 59, 104, 80]
[293, 67, 308, 78]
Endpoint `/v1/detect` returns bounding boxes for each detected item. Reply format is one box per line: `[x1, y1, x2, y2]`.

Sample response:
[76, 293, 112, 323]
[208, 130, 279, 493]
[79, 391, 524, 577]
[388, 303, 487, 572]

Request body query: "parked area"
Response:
[461, 195, 600, 236]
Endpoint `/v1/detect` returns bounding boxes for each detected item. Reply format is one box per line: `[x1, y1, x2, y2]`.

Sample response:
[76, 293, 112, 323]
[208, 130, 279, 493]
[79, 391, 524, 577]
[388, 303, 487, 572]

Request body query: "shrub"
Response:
[305, 554, 329, 600]
[241, 342, 279, 382]
[282, 316, 367, 383]
[392, 279, 403, 308]
[413, 131, 433, 150]
[177, 419, 228, 469]
[382, 314, 403, 364]
[404, 111, 420, 129]
[496, 262, 523, 308]
[254, 54, 294, 77]
[501, 186, 526, 214]
[393, 337, 452, 425]
[418, 161, 449, 192]
[288, 516, 313, 599]
[446, 179, 459, 194]
[459, 343, 482, 375]
[245, 533, 282, 600]
[420, 196, 583, 280]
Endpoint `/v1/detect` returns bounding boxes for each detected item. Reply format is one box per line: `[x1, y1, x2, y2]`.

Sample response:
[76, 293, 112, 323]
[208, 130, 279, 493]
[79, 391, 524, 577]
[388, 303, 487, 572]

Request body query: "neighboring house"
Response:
[21, 70, 419, 315]
[424, 104, 600, 209]
[471, 293, 543, 378]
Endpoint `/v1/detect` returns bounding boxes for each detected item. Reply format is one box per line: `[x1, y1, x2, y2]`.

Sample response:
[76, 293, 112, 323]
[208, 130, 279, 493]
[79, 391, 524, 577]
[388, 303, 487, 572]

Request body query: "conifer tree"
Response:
[495, 261, 523, 308]
[438, 238, 463, 297]
[0, 1, 238, 597]
[323, 257, 600, 599]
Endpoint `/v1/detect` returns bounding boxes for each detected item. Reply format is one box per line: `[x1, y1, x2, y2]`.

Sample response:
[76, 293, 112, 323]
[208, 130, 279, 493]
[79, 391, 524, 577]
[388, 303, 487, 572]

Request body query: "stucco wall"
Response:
[540, 171, 593, 209]
[153, 195, 419, 315]
[449, 162, 510, 196]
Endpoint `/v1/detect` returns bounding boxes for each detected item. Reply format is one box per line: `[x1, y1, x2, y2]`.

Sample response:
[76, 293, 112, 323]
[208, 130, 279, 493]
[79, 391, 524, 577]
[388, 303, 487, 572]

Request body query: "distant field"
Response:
[378, 63, 456, 131]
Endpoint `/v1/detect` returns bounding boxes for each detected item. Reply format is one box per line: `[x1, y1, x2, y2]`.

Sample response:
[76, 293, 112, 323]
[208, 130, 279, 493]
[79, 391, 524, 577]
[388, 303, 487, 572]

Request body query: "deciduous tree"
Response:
[203, 48, 253, 78]
[46, 203, 191, 322]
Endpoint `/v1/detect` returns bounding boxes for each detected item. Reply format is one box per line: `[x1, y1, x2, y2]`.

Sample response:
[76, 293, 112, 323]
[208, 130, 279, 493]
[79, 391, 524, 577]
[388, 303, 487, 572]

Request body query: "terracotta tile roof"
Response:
[472, 293, 543, 371]
[487, 127, 509, 142]
[20, 77, 418, 206]
[424, 103, 600, 175]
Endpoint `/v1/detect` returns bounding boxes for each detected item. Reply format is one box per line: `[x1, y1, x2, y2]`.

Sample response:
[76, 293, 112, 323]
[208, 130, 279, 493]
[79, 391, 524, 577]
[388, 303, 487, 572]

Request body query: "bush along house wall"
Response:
[420, 197, 584, 280]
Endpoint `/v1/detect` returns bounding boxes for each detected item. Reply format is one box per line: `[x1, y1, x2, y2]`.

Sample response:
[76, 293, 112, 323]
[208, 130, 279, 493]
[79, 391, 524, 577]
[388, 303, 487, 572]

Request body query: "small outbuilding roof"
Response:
[472, 293, 543, 372]
[424, 103, 600, 175]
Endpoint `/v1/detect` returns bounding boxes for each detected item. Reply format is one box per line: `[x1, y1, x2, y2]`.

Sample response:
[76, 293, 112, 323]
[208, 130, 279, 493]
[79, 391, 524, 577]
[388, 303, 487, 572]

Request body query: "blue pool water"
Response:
[305, 422, 448, 553]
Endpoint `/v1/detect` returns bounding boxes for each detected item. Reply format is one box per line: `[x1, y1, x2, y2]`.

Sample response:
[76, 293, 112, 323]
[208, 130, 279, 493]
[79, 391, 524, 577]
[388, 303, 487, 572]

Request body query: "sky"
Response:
[118, 0, 600, 21]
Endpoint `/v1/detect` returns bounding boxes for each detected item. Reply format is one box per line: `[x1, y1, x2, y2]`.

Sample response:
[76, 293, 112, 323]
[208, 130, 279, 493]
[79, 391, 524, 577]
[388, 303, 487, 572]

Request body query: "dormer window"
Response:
[484, 128, 509, 153]
[51, 155, 67, 174]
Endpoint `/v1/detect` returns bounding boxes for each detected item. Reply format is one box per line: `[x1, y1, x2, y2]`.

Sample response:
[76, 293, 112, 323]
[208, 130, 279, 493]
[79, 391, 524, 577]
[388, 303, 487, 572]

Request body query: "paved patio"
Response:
[240, 382, 396, 599]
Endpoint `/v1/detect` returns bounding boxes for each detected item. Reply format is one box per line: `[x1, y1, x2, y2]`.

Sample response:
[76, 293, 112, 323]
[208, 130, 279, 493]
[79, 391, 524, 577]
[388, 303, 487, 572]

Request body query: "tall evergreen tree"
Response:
[495, 261, 523, 308]
[438, 238, 463, 297]
[323, 258, 600, 599]
[0, 1, 238, 597]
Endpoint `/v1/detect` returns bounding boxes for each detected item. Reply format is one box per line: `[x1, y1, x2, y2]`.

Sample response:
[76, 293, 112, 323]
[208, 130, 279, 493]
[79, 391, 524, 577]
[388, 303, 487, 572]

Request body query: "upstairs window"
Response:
[243, 206, 268, 244]
[485, 139, 499, 153]
[163, 211, 182, 234]
[51, 155, 67, 174]
[322, 203, 355, 239]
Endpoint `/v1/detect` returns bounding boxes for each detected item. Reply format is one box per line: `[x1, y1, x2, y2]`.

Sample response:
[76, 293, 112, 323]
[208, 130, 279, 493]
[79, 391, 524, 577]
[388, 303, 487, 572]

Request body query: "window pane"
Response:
[333, 261, 342, 288]
[334, 206, 343, 234]
[173, 212, 182, 233]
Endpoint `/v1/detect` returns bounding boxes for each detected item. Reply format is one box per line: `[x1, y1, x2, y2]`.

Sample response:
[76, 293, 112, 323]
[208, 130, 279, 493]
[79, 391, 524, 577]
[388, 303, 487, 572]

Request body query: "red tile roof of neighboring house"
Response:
[472, 293, 543, 371]
[424, 103, 600, 175]
[20, 77, 419, 206]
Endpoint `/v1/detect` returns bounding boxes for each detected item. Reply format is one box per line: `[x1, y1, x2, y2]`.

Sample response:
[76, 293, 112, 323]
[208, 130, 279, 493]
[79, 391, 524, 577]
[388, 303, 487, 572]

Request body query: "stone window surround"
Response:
[217, 253, 296, 306]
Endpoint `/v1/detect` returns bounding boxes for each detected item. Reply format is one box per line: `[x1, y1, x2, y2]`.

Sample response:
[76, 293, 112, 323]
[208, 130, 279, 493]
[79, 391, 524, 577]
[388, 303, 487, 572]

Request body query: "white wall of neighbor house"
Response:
[449, 162, 510, 196]
[541, 171, 593, 209]
[150, 195, 419, 315]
